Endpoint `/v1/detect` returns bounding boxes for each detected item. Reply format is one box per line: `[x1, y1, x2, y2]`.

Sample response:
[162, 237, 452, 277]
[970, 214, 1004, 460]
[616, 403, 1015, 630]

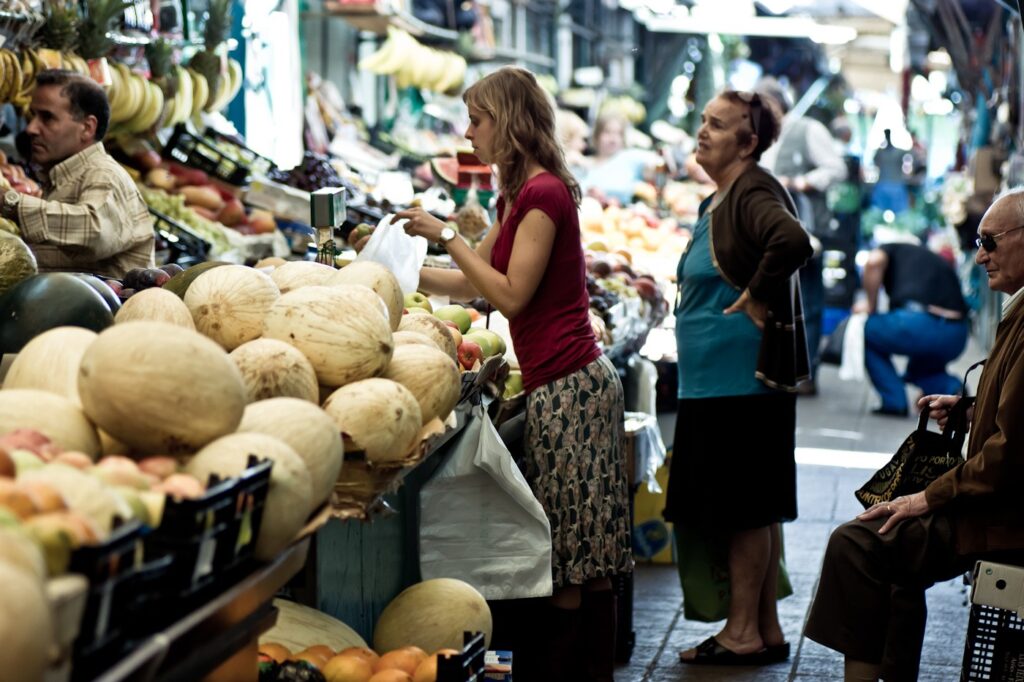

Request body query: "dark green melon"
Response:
[162, 261, 229, 299]
[72, 273, 122, 314]
[0, 273, 114, 353]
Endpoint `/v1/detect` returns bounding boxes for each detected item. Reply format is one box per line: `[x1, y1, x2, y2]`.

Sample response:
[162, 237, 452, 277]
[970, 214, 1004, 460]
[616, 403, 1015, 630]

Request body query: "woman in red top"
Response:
[396, 66, 631, 681]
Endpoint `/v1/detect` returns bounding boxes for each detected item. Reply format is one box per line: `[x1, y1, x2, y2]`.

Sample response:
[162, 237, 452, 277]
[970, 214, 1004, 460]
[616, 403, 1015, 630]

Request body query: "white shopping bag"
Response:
[419, 403, 553, 600]
[356, 213, 428, 294]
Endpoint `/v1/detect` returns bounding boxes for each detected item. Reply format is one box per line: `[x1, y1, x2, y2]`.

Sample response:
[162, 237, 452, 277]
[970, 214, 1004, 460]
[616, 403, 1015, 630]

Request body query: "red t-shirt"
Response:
[490, 172, 600, 393]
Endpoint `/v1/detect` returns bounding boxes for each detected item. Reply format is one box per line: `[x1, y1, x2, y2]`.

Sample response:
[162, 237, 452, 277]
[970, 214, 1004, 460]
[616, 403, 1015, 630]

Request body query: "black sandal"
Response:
[679, 636, 768, 666]
[759, 642, 791, 663]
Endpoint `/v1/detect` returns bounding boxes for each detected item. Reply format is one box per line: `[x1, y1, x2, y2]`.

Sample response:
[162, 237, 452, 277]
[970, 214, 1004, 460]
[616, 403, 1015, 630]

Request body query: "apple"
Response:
[633, 277, 659, 301]
[503, 370, 524, 399]
[434, 304, 472, 333]
[457, 340, 483, 371]
[404, 292, 433, 313]
[444, 324, 463, 347]
[466, 328, 506, 357]
[347, 223, 373, 246]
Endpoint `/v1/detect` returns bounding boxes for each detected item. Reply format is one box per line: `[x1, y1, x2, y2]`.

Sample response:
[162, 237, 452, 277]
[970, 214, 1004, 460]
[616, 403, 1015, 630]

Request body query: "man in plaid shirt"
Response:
[0, 70, 154, 278]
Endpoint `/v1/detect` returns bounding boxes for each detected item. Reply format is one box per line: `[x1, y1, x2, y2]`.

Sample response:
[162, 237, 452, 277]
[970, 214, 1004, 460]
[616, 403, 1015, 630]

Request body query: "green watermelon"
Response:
[0, 273, 114, 354]
[0, 231, 38, 297]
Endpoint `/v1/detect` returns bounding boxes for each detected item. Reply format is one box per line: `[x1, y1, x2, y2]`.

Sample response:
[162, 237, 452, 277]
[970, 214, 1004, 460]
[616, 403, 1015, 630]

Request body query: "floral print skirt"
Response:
[523, 355, 633, 588]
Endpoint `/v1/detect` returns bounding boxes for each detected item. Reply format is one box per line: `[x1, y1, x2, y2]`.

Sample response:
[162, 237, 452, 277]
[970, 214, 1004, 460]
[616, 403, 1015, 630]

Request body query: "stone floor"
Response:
[615, 345, 987, 681]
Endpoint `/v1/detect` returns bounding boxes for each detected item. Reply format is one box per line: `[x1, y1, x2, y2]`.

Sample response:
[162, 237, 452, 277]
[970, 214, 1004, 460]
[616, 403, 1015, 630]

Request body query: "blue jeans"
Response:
[863, 310, 968, 412]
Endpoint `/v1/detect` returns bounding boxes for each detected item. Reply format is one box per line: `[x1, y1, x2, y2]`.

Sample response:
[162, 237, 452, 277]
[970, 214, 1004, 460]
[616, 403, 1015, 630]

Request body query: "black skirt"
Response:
[663, 392, 797, 531]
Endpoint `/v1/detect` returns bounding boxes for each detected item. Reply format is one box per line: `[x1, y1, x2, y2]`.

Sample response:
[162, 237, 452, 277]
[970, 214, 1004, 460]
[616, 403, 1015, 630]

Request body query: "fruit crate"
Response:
[68, 520, 148, 681]
[202, 127, 278, 180]
[149, 206, 212, 265]
[437, 631, 488, 681]
[143, 457, 273, 617]
[163, 124, 253, 186]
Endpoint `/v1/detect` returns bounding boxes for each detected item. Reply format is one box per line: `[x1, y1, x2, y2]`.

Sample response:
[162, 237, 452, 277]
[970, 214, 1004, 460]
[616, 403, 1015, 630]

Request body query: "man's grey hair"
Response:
[992, 187, 1024, 224]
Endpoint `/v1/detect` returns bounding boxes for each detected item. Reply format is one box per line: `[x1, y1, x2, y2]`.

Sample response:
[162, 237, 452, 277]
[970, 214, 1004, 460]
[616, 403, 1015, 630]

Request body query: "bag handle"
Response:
[917, 359, 986, 450]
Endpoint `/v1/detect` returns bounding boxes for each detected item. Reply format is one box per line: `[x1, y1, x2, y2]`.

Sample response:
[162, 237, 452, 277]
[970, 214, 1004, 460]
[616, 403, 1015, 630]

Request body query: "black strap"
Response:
[916, 359, 987, 448]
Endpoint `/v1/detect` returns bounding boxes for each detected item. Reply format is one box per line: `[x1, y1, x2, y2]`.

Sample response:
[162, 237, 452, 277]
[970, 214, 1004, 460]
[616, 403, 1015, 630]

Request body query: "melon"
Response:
[77, 322, 247, 455]
[184, 264, 281, 350]
[397, 315, 457, 363]
[261, 598, 368, 653]
[381, 345, 460, 424]
[329, 283, 390, 326]
[270, 260, 337, 293]
[0, 561, 53, 681]
[2, 327, 96, 404]
[0, 273, 113, 354]
[114, 287, 196, 329]
[391, 331, 440, 352]
[429, 157, 459, 188]
[322, 379, 421, 464]
[0, 526, 47, 580]
[263, 286, 393, 388]
[0, 389, 100, 456]
[372, 578, 492, 654]
[0, 230, 37, 296]
[328, 261, 404, 331]
[162, 261, 228, 299]
[254, 257, 287, 269]
[229, 338, 319, 404]
[185, 432, 312, 561]
[236, 398, 343, 506]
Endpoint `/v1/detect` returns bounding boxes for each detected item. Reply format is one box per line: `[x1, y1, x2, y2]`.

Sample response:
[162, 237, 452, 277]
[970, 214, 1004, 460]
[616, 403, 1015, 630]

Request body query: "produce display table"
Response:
[93, 538, 310, 682]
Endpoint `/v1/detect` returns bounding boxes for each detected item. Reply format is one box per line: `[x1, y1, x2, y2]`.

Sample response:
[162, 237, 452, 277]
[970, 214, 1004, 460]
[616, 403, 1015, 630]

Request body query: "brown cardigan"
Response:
[925, 295, 1024, 555]
[704, 164, 814, 391]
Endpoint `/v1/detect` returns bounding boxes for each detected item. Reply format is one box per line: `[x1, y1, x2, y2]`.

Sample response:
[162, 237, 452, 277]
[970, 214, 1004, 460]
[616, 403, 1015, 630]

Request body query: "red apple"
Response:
[633, 278, 659, 301]
[457, 340, 483, 371]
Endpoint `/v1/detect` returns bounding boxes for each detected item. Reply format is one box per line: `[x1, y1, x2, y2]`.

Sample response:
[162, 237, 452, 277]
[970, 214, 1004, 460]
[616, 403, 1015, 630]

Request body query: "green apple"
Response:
[503, 370, 524, 399]
[404, 291, 433, 313]
[434, 304, 472, 333]
[463, 331, 496, 357]
[469, 328, 506, 356]
[347, 223, 373, 246]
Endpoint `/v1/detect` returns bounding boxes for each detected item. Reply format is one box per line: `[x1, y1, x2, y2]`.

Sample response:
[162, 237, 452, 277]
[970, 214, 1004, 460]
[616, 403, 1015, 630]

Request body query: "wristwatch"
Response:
[438, 226, 457, 246]
[2, 190, 20, 217]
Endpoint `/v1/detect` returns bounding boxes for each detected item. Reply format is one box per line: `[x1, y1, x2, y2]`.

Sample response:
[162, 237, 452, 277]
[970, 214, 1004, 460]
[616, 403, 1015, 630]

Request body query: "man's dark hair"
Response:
[34, 69, 111, 141]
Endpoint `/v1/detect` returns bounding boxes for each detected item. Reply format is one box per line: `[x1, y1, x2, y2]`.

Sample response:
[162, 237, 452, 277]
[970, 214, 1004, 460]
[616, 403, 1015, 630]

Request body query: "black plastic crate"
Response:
[144, 457, 273, 612]
[150, 207, 212, 265]
[69, 520, 147, 681]
[962, 603, 1024, 681]
[202, 127, 277, 179]
[163, 124, 252, 186]
[437, 631, 487, 681]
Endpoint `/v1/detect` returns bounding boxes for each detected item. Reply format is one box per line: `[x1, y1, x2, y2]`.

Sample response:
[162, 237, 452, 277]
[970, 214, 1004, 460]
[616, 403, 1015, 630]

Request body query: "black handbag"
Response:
[854, 359, 986, 509]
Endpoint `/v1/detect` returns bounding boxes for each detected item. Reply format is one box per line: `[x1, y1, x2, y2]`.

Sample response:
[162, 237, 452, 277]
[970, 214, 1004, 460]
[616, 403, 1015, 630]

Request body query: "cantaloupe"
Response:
[1, 326, 96, 404]
[114, 287, 196, 329]
[397, 315, 457, 363]
[372, 579, 492, 654]
[77, 322, 247, 455]
[391, 331, 440, 352]
[0, 561, 53, 681]
[322, 379, 421, 464]
[329, 283, 390, 326]
[229, 338, 319, 404]
[0, 389, 100, 456]
[184, 264, 281, 350]
[263, 287, 393, 388]
[236, 398, 343, 507]
[270, 260, 338, 293]
[328, 261, 404, 331]
[186, 432, 312, 561]
[381, 345, 460, 424]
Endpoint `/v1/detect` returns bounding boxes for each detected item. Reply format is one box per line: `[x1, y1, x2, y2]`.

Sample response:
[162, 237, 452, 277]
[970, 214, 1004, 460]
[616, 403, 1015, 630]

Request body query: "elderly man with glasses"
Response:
[804, 187, 1024, 682]
[853, 240, 970, 417]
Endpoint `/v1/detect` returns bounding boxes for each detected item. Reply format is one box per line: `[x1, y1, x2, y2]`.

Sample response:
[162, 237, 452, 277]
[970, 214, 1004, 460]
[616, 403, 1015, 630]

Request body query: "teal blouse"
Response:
[675, 211, 773, 399]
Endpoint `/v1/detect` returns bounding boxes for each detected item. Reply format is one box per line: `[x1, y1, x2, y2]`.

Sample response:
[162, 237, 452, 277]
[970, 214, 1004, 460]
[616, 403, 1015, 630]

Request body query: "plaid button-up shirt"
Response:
[16, 142, 155, 279]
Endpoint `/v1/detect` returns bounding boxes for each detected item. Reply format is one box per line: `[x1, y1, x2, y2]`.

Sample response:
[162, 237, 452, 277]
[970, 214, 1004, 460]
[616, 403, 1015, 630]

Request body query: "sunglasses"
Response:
[735, 90, 763, 139]
[976, 225, 1024, 252]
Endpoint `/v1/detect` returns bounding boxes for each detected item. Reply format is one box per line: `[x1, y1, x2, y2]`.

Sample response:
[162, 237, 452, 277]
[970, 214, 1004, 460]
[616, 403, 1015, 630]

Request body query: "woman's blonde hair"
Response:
[463, 67, 581, 207]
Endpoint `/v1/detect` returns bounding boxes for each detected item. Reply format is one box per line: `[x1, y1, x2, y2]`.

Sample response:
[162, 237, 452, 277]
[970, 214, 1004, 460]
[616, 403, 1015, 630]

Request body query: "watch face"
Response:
[4, 190, 19, 208]
[440, 227, 455, 243]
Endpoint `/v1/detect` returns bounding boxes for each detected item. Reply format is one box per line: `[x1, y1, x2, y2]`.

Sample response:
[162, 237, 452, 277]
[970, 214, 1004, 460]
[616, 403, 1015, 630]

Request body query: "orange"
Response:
[258, 643, 291, 663]
[323, 654, 374, 682]
[290, 650, 329, 670]
[337, 646, 380, 668]
[368, 671, 413, 682]
[302, 645, 337, 660]
[412, 649, 460, 682]
[374, 647, 426, 675]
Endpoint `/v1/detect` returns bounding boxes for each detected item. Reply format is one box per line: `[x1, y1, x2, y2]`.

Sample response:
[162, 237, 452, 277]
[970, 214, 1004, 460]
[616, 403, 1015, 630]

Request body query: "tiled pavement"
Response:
[616, 345, 987, 681]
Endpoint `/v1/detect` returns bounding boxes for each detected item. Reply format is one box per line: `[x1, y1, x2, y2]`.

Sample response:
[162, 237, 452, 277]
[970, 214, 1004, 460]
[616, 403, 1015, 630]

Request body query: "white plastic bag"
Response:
[838, 312, 867, 381]
[356, 213, 428, 294]
[419, 403, 553, 600]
